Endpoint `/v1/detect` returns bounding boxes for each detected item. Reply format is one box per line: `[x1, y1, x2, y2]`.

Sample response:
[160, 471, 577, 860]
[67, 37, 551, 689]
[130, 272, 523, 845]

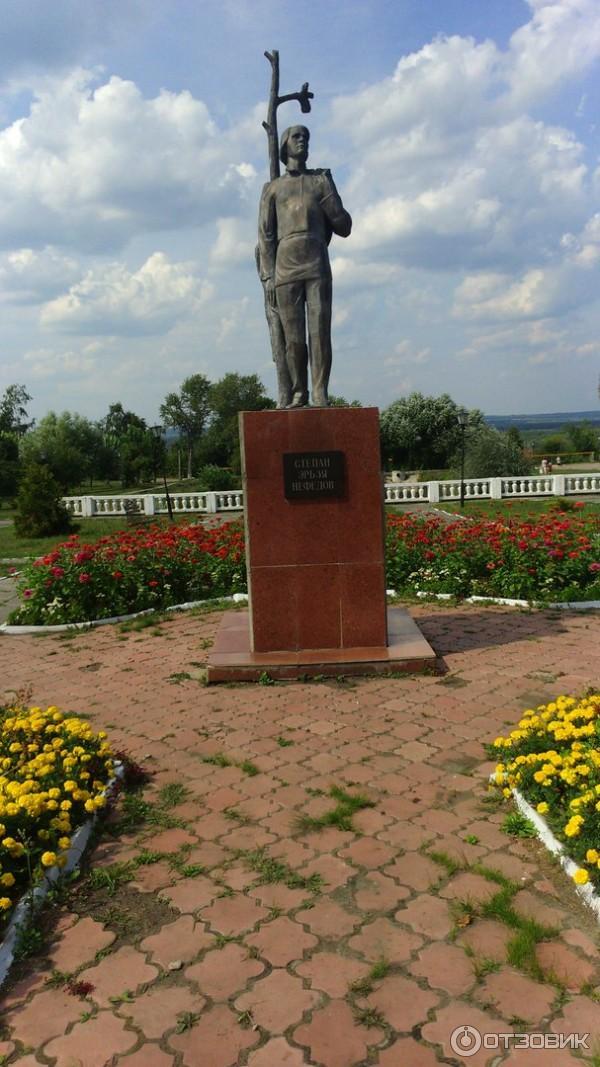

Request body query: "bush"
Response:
[14, 462, 72, 538]
[197, 465, 240, 492]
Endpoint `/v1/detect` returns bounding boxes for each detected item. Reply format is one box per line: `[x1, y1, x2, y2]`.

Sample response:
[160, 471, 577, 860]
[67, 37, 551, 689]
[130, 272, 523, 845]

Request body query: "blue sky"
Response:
[1, 0, 598, 422]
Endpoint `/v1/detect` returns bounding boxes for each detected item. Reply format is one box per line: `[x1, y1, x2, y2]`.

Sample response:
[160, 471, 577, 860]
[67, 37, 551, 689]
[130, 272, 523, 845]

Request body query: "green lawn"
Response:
[433, 498, 600, 520]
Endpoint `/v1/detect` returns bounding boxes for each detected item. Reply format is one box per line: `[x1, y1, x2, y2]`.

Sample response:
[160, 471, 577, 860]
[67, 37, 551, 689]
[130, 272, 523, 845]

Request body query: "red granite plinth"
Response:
[206, 607, 438, 682]
[239, 407, 387, 653]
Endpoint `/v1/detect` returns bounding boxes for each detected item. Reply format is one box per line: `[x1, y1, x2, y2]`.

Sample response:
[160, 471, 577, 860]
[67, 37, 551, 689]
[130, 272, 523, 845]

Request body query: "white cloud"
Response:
[209, 217, 255, 267]
[0, 70, 257, 253]
[23, 342, 99, 380]
[384, 339, 431, 368]
[40, 252, 213, 335]
[453, 212, 600, 321]
[330, 3, 599, 274]
[0, 247, 79, 303]
[507, 0, 600, 109]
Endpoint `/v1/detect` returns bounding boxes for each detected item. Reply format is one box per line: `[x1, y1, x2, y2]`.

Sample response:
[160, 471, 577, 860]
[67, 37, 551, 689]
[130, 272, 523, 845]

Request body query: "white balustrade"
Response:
[62, 470, 600, 519]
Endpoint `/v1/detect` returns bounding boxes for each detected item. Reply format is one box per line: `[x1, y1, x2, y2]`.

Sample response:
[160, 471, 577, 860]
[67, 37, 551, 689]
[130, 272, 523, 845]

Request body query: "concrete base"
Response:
[207, 606, 438, 683]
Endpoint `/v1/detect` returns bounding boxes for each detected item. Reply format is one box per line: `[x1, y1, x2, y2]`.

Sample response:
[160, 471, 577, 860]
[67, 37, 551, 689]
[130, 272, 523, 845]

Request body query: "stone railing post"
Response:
[552, 474, 566, 497]
[81, 497, 95, 518]
[205, 492, 218, 514]
[490, 478, 502, 499]
[143, 495, 156, 516]
[427, 481, 439, 503]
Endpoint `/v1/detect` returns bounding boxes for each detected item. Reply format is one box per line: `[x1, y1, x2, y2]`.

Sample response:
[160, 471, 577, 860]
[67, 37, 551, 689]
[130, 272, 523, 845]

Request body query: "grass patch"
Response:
[295, 785, 375, 834]
[426, 849, 463, 876]
[239, 847, 324, 894]
[501, 811, 537, 838]
[158, 782, 190, 808]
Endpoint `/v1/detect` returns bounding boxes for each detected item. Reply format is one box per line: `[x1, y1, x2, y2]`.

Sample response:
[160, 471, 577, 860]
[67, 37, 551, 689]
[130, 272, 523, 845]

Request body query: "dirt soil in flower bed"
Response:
[1, 601, 600, 1065]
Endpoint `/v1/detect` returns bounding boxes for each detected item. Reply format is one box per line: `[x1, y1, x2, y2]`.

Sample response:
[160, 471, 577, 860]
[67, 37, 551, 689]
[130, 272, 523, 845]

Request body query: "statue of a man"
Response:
[258, 125, 352, 408]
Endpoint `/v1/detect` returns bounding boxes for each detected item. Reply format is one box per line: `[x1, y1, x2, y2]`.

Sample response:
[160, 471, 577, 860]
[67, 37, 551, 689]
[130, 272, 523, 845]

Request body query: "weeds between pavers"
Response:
[237, 847, 324, 894]
[295, 785, 376, 834]
[426, 852, 562, 987]
[201, 752, 259, 776]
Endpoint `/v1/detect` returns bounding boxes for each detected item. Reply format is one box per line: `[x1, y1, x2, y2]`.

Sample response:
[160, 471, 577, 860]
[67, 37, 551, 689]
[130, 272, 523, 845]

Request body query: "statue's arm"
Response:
[258, 182, 277, 281]
[319, 170, 352, 238]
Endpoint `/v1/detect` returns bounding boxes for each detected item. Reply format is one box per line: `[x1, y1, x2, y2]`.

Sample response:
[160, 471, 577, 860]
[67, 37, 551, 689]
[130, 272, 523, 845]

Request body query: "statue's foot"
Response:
[311, 393, 329, 407]
[286, 393, 308, 409]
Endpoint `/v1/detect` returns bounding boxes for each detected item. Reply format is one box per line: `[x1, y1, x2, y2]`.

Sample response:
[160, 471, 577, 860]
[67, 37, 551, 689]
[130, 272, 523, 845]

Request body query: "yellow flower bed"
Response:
[0, 703, 114, 922]
[492, 693, 600, 891]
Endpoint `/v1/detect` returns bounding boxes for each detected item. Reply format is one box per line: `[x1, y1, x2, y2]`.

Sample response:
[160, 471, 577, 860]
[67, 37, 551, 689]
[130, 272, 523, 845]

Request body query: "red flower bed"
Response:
[11, 520, 246, 625]
[9, 510, 600, 625]
[385, 511, 600, 600]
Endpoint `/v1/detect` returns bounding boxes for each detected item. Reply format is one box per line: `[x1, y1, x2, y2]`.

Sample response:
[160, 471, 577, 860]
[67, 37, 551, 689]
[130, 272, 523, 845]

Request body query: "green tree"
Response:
[160, 374, 212, 479]
[456, 426, 530, 478]
[328, 395, 362, 408]
[0, 433, 20, 503]
[201, 373, 274, 471]
[566, 421, 598, 457]
[14, 462, 72, 537]
[21, 412, 101, 492]
[380, 393, 483, 469]
[540, 433, 569, 457]
[0, 384, 32, 434]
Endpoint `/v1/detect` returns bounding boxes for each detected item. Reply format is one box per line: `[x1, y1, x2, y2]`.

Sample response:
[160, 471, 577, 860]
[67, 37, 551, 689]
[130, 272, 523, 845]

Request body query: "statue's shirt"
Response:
[258, 169, 351, 287]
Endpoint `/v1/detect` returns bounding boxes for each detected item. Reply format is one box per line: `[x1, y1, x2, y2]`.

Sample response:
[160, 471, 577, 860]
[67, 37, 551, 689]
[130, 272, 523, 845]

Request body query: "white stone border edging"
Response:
[490, 775, 600, 924]
[0, 761, 125, 989]
[0, 592, 249, 634]
[413, 590, 600, 611]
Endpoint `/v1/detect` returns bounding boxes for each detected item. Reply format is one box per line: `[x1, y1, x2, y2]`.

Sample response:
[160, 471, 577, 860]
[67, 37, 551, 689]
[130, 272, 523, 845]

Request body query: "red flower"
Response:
[589, 562, 600, 573]
[51, 566, 64, 577]
[112, 570, 124, 579]
[79, 573, 91, 583]
[148, 579, 159, 587]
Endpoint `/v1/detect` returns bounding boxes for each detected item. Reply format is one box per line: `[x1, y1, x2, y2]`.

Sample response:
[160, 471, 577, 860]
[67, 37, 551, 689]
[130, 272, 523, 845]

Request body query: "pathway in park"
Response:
[0, 604, 599, 1066]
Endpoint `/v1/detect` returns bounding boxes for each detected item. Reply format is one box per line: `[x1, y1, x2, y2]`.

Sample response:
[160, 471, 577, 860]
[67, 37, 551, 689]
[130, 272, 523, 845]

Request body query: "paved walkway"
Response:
[0, 604, 599, 1066]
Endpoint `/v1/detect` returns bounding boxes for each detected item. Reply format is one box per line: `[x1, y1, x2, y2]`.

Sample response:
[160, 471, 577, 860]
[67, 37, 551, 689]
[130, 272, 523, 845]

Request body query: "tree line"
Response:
[1, 381, 597, 509]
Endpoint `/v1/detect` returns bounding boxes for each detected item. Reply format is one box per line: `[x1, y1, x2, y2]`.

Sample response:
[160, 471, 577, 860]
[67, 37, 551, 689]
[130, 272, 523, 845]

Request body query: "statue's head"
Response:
[280, 125, 310, 166]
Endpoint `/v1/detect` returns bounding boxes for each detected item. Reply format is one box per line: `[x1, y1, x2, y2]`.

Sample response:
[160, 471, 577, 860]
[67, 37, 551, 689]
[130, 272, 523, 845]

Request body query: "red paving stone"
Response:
[1, 603, 599, 1065]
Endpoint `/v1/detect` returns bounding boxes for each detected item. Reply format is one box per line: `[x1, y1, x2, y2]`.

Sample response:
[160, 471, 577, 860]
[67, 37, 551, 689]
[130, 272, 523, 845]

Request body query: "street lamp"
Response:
[150, 425, 174, 522]
[456, 408, 469, 510]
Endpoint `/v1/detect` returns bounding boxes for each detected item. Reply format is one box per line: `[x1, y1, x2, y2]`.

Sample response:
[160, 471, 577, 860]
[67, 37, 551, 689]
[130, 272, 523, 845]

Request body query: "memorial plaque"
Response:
[283, 450, 345, 500]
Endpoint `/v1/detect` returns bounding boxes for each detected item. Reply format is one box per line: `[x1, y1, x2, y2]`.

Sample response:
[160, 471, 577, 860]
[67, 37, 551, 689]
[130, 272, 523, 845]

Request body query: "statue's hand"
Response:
[265, 279, 277, 309]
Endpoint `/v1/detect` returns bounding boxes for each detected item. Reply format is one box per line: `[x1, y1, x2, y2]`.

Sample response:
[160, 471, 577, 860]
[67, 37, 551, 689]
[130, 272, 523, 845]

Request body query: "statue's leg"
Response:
[264, 299, 292, 408]
[306, 277, 332, 407]
[276, 282, 309, 408]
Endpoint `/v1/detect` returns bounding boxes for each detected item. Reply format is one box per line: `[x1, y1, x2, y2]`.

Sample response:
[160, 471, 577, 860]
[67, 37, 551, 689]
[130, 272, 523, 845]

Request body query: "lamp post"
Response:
[150, 425, 174, 522]
[457, 408, 468, 510]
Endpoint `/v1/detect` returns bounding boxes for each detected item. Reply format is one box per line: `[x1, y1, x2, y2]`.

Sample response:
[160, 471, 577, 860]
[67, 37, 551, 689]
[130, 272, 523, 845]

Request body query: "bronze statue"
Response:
[257, 53, 351, 408]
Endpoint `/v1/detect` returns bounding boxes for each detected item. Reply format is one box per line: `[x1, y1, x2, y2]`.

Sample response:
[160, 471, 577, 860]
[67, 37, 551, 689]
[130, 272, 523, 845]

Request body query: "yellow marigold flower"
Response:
[0, 873, 15, 887]
[60, 800, 72, 811]
[585, 849, 599, 864]
[536, 802, 549, 814]
[58, 837, 71, 850]
[573, 868, 589, 885]
[41, 851, 57, 867]
[84, 799, 95, 814]
[0, 898, 12, 911]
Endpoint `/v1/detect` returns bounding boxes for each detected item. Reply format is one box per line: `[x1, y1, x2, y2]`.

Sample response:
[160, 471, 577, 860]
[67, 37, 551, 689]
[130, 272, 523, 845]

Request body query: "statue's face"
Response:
[286, 126, 309, 163]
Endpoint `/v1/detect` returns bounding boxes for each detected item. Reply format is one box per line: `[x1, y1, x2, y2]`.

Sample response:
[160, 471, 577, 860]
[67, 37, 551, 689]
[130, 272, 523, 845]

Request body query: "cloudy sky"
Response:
[1, 0, 599, 422]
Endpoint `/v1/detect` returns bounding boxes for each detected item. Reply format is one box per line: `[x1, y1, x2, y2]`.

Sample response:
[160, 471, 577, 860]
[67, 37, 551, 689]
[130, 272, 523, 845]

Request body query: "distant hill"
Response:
[486, 410, 600, 432]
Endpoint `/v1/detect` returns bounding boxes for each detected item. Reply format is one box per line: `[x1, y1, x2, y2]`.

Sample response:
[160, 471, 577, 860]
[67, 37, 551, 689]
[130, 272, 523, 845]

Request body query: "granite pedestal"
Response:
[207, 407, 437, 682]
